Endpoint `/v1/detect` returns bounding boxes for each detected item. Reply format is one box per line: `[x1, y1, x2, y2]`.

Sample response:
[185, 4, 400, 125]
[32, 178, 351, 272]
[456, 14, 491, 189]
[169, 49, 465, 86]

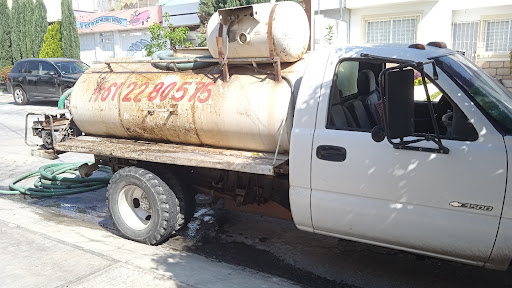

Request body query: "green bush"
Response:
[509, 49, 512, 75]
[414, 77, 430, 86]
[430, 91, 442, 101]
[39, 21, 63, 58]
[144, 12, 193, 56]
[0, 65, 13, 83]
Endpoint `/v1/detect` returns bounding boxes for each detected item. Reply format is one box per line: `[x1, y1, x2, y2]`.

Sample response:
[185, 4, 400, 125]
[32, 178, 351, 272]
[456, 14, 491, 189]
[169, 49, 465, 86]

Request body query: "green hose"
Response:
[0, 162, 112, 197]
[152, 50, 216, 71]
[58, 88, 72, 110]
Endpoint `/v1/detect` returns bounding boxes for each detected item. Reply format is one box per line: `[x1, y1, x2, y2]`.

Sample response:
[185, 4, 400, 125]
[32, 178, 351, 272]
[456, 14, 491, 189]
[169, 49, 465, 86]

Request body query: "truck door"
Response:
[309, 57, 507, 264]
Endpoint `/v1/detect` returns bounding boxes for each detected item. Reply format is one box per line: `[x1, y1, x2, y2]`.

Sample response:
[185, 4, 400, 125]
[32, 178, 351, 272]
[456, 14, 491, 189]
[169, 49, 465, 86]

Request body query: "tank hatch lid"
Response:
[54, 136, 289, 176]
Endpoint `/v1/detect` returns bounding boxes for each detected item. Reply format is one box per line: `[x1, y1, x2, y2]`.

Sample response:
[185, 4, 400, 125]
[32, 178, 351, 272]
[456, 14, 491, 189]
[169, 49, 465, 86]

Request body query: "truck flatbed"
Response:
[55, 136, 289, 176]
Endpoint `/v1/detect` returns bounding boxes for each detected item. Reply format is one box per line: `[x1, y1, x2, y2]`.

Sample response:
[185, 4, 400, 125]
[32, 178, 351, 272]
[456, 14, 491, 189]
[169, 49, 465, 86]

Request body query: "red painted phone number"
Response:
[92, 80, 215, 104]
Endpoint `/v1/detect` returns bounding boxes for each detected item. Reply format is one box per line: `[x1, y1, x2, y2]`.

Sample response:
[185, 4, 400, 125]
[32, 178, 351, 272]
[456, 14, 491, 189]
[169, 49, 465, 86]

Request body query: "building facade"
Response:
[312, 0, 512, 83]
[74, 0, 200, 64]
[76, 6, 161, 64]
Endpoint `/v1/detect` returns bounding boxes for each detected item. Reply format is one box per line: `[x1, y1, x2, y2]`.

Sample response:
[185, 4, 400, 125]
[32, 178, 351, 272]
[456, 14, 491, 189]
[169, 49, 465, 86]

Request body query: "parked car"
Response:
[6, 58, 89, 105]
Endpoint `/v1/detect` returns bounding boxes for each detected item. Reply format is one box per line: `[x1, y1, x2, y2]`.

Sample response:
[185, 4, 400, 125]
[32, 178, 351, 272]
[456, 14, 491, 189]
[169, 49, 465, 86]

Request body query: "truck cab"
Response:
[290, 44, 512, 270]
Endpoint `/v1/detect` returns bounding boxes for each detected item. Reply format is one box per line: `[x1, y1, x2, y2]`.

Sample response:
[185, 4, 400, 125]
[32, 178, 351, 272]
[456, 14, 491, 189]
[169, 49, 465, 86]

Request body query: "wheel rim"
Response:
[14, 89, 24, 103]
[118, 185, 152, 230]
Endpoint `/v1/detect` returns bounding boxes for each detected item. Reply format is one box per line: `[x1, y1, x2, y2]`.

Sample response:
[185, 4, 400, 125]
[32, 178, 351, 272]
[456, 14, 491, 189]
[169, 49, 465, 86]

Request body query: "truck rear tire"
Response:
[107, 166, 181, 245]
[152, 168, 195, 230]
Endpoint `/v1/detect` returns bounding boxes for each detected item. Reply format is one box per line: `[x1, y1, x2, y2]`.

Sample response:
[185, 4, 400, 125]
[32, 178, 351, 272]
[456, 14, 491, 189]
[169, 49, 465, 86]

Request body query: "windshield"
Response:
[54, 61, 89, 74]
[434, 53, 512, 134]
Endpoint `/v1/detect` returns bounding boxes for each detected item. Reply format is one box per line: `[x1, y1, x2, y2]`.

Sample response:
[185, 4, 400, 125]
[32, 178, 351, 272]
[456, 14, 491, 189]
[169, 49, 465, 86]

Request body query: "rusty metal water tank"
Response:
[69, 59, 308, 153]
[206, 1, 310, 62]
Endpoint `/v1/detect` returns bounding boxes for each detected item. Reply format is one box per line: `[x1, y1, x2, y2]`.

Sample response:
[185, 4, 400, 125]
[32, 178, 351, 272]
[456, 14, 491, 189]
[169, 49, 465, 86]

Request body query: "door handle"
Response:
[316, 145, 347, 162]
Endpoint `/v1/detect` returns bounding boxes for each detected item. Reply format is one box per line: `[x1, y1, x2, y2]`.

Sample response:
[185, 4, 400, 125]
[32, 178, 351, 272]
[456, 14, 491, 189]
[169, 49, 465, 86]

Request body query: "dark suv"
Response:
[7, 58, 89, 105]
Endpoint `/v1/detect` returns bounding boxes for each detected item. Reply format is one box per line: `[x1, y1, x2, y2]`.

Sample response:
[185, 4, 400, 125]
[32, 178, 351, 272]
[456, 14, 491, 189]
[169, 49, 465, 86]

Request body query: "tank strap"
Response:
[267, 4, 278, 60]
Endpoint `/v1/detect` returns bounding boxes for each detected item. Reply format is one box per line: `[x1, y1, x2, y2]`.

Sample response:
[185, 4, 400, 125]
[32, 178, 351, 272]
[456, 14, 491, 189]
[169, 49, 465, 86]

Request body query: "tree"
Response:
[144, 12, 193, 56]
[21, 0, 35, 58]
[0, 0, 12, 67]
[10, 0, 23, 62]
[61, 0, 80, 59]
[33, 0, 48, 57]
[39, 21, 63, 58]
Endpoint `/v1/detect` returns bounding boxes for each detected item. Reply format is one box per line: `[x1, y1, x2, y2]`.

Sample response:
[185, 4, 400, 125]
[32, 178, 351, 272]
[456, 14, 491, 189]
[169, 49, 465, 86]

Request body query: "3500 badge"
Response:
[91, 80, 215, 104]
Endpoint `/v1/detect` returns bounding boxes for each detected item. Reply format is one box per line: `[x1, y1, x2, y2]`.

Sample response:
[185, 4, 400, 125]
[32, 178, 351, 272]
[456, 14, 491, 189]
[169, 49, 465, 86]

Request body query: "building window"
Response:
[366, 16, 419, 44]
[452, 21, 479, 62]
[484, 19, 512, 53]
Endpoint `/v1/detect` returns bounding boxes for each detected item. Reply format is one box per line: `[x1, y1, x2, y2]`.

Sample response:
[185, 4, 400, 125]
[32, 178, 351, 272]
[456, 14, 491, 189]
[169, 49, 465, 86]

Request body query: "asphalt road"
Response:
[1, 91, 511, 288]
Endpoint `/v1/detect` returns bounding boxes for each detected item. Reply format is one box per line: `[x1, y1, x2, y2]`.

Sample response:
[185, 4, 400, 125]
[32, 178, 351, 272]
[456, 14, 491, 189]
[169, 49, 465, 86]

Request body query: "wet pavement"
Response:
[1, 91, 512, 288]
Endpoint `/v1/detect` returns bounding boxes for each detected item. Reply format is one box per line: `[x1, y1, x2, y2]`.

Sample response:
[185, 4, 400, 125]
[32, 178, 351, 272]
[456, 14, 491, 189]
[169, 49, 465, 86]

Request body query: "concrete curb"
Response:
[0, 197, 298, 288]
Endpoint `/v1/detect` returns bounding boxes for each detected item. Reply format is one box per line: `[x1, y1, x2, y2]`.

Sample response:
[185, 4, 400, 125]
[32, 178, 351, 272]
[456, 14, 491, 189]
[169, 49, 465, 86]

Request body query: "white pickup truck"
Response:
[34, 42, 512, 271]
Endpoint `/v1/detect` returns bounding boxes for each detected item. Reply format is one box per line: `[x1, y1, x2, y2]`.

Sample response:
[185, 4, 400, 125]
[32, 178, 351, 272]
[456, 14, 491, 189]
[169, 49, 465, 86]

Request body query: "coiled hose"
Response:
[152, 50, 216, 71]
[0, 163, 112, 197]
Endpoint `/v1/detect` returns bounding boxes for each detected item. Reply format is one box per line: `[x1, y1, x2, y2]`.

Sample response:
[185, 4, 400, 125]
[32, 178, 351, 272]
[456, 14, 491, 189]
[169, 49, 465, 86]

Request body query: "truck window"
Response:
[327, 60, 382, 132]
[435, 53, 512, 135]
[385, 64, 441, 102]
[336, 61, 359, 96]
[327, 59, 478, 142]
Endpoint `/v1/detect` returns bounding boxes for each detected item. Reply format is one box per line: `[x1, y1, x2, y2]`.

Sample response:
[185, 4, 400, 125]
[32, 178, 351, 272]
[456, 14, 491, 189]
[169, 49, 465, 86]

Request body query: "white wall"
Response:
[349, 1, 452, 45]
[79, 28, 151, 64]
[79, 33, 98, 64]
[452, 5, 512, 22]
[317, 0, 342, 10]
[346, 0, 512, 10]
[314, 10, 349, 48]
[118, 29, 151, 57]
[346, 0, 430, 9]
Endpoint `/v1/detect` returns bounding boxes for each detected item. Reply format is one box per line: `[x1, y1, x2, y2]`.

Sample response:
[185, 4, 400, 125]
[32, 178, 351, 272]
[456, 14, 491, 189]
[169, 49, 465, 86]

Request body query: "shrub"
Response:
[144, 12, 193, 56]
[509, 48, 512, 75]
[0, 65, 13, 83]
[39, 21, 63, 58]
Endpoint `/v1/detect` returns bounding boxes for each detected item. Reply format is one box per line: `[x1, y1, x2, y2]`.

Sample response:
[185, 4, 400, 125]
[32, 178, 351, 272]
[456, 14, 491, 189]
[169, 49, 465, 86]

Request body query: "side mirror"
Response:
[385, 69, 414, 139]
[48, 71, 57, 76]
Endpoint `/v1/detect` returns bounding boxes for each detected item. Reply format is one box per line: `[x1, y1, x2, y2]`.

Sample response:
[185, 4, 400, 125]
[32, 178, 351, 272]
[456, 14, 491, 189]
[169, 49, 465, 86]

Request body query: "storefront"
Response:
[76, 6, 162, 64]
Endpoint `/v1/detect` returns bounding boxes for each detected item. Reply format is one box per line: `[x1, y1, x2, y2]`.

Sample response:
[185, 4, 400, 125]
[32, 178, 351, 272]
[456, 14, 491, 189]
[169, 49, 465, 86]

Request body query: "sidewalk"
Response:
[0, 197, 297, 288]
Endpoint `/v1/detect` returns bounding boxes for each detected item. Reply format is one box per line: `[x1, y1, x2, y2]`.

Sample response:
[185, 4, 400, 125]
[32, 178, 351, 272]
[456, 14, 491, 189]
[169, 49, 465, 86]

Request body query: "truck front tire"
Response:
[107, 166, 181, 245]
